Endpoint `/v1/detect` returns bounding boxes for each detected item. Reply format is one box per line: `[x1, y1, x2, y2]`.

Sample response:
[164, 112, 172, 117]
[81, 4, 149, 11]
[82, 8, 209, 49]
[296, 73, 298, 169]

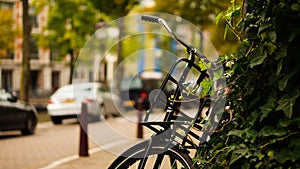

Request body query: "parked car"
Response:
[0, 89, 38, 135]
[121, 73, 180, 111]
[47, 82, 122, 124]
[120, 73, 167, 110]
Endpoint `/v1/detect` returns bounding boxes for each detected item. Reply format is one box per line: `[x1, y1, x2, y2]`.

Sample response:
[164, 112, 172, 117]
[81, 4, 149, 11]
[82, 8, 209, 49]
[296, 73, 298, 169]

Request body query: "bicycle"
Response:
[108, 15, 226, 169]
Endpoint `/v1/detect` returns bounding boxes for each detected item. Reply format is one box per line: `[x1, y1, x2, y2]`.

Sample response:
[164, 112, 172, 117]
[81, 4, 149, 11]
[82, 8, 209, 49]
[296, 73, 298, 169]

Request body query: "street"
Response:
[0, 115, 151, 169]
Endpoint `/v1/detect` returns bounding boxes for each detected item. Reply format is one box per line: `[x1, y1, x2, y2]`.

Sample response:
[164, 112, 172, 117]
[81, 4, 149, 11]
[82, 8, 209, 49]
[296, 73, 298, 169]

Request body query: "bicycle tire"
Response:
[108, 140, 193, 169]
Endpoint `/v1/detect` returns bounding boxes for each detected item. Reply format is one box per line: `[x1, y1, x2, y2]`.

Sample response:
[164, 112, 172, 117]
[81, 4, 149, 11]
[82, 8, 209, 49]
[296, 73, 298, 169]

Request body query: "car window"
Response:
[97, 86, 109, 92]
[83, 87, 93, 91]
[121, 77, 143, 90]
[55, 86, 73, 94]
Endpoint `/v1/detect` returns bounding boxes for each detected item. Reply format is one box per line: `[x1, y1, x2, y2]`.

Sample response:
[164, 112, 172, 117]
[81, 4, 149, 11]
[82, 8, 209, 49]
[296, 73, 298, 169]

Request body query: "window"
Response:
[29, 36, 39, 59]
[0, 2, 13, 10]
[50, 46, 60, 60]
[98, 86, 109, 93]
[31, 70, 39, 90]
[1, 70, 13, 92]
[51, 71, 60, 92]
[29, 7, 38, 28]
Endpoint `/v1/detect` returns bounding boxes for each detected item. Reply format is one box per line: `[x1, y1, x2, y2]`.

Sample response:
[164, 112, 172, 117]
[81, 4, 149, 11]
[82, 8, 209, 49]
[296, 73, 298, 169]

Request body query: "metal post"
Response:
[79, 102, 89, 157]
[137, 98, 144, 138]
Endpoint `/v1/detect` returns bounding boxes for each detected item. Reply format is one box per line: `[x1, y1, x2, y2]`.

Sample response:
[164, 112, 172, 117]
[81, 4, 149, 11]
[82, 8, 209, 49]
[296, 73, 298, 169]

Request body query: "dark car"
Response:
[121, 73, 168, 110]
[0, 89, 38, 135]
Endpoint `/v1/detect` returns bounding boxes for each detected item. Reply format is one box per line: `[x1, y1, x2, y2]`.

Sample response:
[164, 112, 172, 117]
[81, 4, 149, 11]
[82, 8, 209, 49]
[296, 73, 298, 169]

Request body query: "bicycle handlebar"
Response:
[141, 15, 159, 23]
[141, 15, 206, 59]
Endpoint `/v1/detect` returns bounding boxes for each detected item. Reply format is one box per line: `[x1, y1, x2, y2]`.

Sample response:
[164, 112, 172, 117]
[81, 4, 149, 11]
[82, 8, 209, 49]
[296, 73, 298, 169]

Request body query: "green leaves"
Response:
[259, 93, 277, 122]
[259, 125, 287, 137]
[276, 91, 300, 119]
[33, 0, 101, 56]
[196, 1, 300, 168]
[216, 1, 242, 40]
[249, 45, 268, 68]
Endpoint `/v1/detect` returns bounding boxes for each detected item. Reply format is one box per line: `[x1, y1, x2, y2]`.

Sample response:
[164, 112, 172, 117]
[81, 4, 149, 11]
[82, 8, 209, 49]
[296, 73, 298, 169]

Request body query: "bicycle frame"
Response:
[109, 15, 225, 169]
[140, 15, 214, 156]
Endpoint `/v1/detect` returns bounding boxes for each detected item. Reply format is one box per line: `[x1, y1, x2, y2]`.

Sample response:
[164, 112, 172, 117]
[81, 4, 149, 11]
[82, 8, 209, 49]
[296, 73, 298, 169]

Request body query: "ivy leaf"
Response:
[275, 44, 287, 60]
[291, 139, 300, 160]
[279, 117, 300, 127]
[276, 93, 298, 119]
[278, 72, 295, 91]
[228, 129, 243, 138]
[199, 59, 209, 71]
[250, 45, 268, 68]
[260, 94, 277, 122]
[224, 24, 229, 39]
[258, 23, 272, 34]
[268, 31, 277, 43]
[276, 59, 282, 77]
[213, 68, 224, 81]
[259, 125, 287, 137]
[278, 75, 290, 91]
[229, 144, 248, 165]
[266, 42, 277, 54]
[232, 9, 240, 17]
[216, 12, 223, 25]
[224, 5, 234, 20]
[273, 148, 295, 164]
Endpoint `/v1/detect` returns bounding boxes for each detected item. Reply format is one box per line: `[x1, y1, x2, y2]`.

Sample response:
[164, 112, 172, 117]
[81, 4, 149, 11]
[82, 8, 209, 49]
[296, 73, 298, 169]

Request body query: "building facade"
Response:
[0, 0, 70, 97]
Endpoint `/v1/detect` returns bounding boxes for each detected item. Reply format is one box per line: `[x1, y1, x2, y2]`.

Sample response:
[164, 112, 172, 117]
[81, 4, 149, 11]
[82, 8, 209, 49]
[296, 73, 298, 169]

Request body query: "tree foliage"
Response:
[33, 0, 100, 57]
[88, 0, 138, 19]
[33, 0, 101, 83]
[145, 0, 228, 27]
[141, 0, 240, 55]
[0, 10, 16, 59]
[194, 0, 300, 168]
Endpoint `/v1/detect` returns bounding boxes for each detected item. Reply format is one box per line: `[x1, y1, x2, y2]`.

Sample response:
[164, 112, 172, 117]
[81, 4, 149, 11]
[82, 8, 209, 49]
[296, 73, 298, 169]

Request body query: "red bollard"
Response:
[79, 102, 89, 157]
[136, 98, 144, 138]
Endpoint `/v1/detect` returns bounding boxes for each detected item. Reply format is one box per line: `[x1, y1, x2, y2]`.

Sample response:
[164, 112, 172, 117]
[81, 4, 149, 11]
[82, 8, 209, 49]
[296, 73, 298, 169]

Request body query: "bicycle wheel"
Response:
[108, 140, 193, 169]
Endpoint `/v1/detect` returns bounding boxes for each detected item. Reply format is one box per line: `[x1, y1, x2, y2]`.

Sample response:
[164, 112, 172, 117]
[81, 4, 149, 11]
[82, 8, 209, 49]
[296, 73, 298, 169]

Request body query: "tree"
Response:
[140, 0, 239, 55]
[0, 10, 16, 59]
[147, 0, 228, 27]
[19, 0, 31, 102]
[33, 0, 101, 84]
[195, 0, 300, 168]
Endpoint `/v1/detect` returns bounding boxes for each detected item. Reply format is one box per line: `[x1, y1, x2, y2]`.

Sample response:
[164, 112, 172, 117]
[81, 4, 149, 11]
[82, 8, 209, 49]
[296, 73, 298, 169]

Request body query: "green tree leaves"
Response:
[0, 10, 16, 58]
[33, 0, 101, 57]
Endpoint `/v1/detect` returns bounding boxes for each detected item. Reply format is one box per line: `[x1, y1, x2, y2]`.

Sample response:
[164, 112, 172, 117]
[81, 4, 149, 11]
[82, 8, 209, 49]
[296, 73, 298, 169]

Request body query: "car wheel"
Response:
[98, 103, 107, 119]
[51, 116, 62, 125]
[21, 115, 35, 135]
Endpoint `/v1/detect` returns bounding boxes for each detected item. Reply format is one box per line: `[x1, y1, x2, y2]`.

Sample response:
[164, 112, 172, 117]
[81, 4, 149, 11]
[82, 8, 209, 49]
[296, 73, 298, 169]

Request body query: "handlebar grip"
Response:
[141, 15, 159, 23]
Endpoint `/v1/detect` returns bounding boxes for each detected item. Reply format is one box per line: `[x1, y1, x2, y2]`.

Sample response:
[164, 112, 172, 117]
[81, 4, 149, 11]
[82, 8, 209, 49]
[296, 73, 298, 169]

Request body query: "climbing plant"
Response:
[194, 0, 300, 168]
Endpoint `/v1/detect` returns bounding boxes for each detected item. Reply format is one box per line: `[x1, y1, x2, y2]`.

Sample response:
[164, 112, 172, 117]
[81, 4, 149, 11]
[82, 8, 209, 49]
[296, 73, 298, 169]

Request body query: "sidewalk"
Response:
[52, 148, 117, 169]
[45, 116, 152, 169]
[49, 137, 144, 169]
[40, 110, 156, 169]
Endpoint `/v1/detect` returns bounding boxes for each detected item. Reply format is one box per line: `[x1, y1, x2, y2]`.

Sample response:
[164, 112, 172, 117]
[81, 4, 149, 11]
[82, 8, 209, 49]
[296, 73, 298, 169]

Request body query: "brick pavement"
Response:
[0, 121, 97, 169]
[0, 113, 152, 169]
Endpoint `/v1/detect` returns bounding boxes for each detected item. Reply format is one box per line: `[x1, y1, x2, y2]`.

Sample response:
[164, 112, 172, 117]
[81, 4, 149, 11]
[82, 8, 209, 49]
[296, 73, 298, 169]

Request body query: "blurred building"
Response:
[0, 0, 70, 97]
